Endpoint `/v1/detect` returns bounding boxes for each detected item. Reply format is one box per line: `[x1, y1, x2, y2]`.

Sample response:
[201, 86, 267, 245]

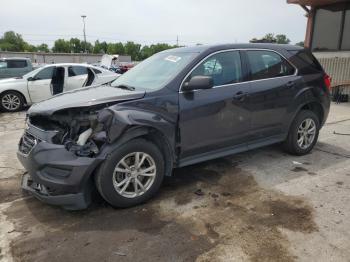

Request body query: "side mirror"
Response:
[27, 77, 35, 81]
[182, 75, 213, 91]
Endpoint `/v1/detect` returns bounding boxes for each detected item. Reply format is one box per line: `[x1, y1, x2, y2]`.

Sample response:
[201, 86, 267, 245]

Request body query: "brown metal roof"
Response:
[287, 0, 349, 7]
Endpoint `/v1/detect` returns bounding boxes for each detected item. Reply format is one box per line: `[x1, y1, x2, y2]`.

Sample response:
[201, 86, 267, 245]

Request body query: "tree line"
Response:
[0, 31, 304, 61]
[0, 31, 178, 60]
[250, 33, 303, 46]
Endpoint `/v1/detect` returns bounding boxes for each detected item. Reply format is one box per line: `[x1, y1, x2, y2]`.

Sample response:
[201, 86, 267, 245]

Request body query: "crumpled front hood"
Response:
[28, 84, 146, 116]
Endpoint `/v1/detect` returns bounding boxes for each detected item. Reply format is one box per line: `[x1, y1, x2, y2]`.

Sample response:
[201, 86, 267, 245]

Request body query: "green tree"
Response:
[295, 41, 304, 47]
[107, 42, 125, 55]
[0, 30, 182, 59]
[139, 45, 152, 60]
[139, 43, 177, 60]
[124, 41, 141, 60]
[84, 41, 93, 53]
[93, 40, 108, 54]
[52, 39, 71, 53]
[36, 43, 49, 52]
[264, 33, 276, 43]
[24, 43, 37, 52]
[0, 31, 27, 51]
[250, 33, 290, 44]
[275, 34, 291, 44]
[69, 38, 82, 53]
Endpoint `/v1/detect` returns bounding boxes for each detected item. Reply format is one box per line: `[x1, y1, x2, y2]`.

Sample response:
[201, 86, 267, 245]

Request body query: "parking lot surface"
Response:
[0, 103, 350, 262]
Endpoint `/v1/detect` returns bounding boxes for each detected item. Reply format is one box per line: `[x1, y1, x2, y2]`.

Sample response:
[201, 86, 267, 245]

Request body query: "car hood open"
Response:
[28, 84, 146, 116]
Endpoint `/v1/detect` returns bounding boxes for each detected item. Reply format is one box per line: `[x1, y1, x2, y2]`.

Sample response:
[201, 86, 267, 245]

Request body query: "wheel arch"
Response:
[95, 125, 175, 178]
[0, 89, 28, 105]
[0, 89, 29, 111]
[300, 102, 324, 125]
[287, 100, 325, 135]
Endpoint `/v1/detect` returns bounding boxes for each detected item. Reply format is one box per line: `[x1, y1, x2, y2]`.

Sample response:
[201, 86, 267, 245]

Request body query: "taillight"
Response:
[324, 74, 332, 91]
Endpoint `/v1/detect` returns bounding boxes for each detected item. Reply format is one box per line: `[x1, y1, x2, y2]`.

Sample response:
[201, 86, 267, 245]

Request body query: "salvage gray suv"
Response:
[18, 44, 331, 210]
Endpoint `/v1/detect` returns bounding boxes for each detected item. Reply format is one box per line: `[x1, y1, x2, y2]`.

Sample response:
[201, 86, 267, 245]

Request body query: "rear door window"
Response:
[246, 50, 295, 80]
[68, 66, 88, 77]
[7, 60, 28, 68]
[190, 51, 243, 86]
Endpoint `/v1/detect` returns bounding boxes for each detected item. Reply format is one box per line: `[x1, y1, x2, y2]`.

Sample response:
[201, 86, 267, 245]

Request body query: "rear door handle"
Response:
[233, 91, 247, 101]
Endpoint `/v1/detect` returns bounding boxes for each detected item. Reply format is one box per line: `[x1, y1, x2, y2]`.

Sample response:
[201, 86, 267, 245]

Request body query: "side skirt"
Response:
[176, 134, 286, 168]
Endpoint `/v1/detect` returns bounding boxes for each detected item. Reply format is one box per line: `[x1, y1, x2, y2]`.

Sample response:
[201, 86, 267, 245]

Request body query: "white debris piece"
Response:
[77, 128, 93, 146]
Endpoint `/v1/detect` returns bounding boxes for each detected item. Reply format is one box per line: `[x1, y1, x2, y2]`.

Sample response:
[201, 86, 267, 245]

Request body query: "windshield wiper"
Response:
[114, 84, 135, 91]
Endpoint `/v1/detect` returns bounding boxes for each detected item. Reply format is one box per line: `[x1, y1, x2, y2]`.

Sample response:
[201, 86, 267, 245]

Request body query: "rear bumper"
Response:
[17, 131, 103, 210]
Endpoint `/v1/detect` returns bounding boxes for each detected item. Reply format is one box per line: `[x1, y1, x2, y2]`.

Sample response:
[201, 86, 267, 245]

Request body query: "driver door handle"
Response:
[233, 91, 248, 101]
[286, 81, 296, 88]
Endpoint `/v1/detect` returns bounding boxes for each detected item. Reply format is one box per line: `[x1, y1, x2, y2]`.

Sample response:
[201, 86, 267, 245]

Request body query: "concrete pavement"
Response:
[0, 103, 349, 262]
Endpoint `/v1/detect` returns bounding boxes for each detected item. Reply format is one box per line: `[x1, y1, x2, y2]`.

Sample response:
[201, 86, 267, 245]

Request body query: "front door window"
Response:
[189, 51, 243, 87]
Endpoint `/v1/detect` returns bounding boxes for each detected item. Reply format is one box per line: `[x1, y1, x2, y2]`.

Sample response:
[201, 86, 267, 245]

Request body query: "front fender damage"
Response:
[97, 107, 175, 143]
[28, 105, 176, 164]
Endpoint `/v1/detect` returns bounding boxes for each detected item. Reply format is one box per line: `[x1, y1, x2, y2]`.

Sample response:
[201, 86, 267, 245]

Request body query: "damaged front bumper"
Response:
[21, 173, 89, 210]
[17, 129, 103, 210]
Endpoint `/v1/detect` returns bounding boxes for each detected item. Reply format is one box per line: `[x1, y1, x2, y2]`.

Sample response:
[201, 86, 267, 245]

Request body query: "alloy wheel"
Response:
[1, 93, 21, 111]
[112, 152, 157, 198]
[297, 118, 316, 150]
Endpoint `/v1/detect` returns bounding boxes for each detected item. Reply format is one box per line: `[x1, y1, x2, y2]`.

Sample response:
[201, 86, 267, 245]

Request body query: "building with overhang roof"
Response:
[288, 0, 350, 96]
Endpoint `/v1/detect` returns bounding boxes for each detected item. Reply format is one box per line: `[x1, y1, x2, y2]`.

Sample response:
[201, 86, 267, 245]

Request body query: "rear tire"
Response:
[95, 139, 165, 208]
[283, 110, 320, 155]
[0, 91, 24, 112]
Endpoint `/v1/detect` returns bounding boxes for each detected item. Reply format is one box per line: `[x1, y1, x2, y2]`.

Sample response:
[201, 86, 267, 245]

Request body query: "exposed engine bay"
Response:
[29, 106, 112, 157]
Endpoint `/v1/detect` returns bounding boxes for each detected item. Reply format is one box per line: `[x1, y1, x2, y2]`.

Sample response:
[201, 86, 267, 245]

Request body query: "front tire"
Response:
[0, 91, 24, 112]
[95, 139, 165, 208]
[283, 110, 320, 155]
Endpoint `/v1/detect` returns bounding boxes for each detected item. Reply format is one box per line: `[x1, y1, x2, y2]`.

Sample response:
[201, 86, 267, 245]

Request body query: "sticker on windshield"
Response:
[165, 55, 181, 63]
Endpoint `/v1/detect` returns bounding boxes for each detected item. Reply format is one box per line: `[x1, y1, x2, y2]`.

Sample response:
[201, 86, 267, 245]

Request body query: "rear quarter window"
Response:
[92, 68, 102, 74]
[288, 50, 324, 74]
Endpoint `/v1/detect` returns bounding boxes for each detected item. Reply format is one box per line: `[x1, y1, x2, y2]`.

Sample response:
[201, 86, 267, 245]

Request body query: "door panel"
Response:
[65, 75, 87, 91]
[27, 79, 52, 103]
[244, 50, 299, 141]
[27, 66, 55, 103]
[65, 66, 88, 91]
[179, 50, 251, 159]
[179, 83, 251, 158]
[248, 76, 301, 139]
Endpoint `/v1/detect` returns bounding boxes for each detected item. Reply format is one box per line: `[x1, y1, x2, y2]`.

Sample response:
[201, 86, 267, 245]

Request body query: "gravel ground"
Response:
[0, 103, 349, 262]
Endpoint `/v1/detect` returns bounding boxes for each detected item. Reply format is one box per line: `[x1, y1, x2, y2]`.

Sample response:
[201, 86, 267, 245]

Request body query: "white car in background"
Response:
[0, 63, 120, 112]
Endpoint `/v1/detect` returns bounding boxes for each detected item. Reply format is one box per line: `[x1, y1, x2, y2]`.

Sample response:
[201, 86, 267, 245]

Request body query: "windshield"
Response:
[110, 52, 197, 91]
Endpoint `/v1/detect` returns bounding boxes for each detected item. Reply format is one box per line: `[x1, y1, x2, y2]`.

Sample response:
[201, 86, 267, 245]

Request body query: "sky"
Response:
[0, 0, 307, 47]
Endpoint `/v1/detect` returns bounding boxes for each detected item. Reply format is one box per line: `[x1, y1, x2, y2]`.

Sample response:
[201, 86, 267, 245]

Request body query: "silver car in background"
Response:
[0, 57, 33, 79]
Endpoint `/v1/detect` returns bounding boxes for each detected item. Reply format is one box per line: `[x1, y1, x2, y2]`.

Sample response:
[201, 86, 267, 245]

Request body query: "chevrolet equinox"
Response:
[18, 44, 331, 210]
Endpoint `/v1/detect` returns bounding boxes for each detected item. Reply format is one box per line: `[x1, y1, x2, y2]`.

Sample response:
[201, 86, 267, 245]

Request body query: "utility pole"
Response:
[81, 15, 87, 53]
[176, 35, 179, 47]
